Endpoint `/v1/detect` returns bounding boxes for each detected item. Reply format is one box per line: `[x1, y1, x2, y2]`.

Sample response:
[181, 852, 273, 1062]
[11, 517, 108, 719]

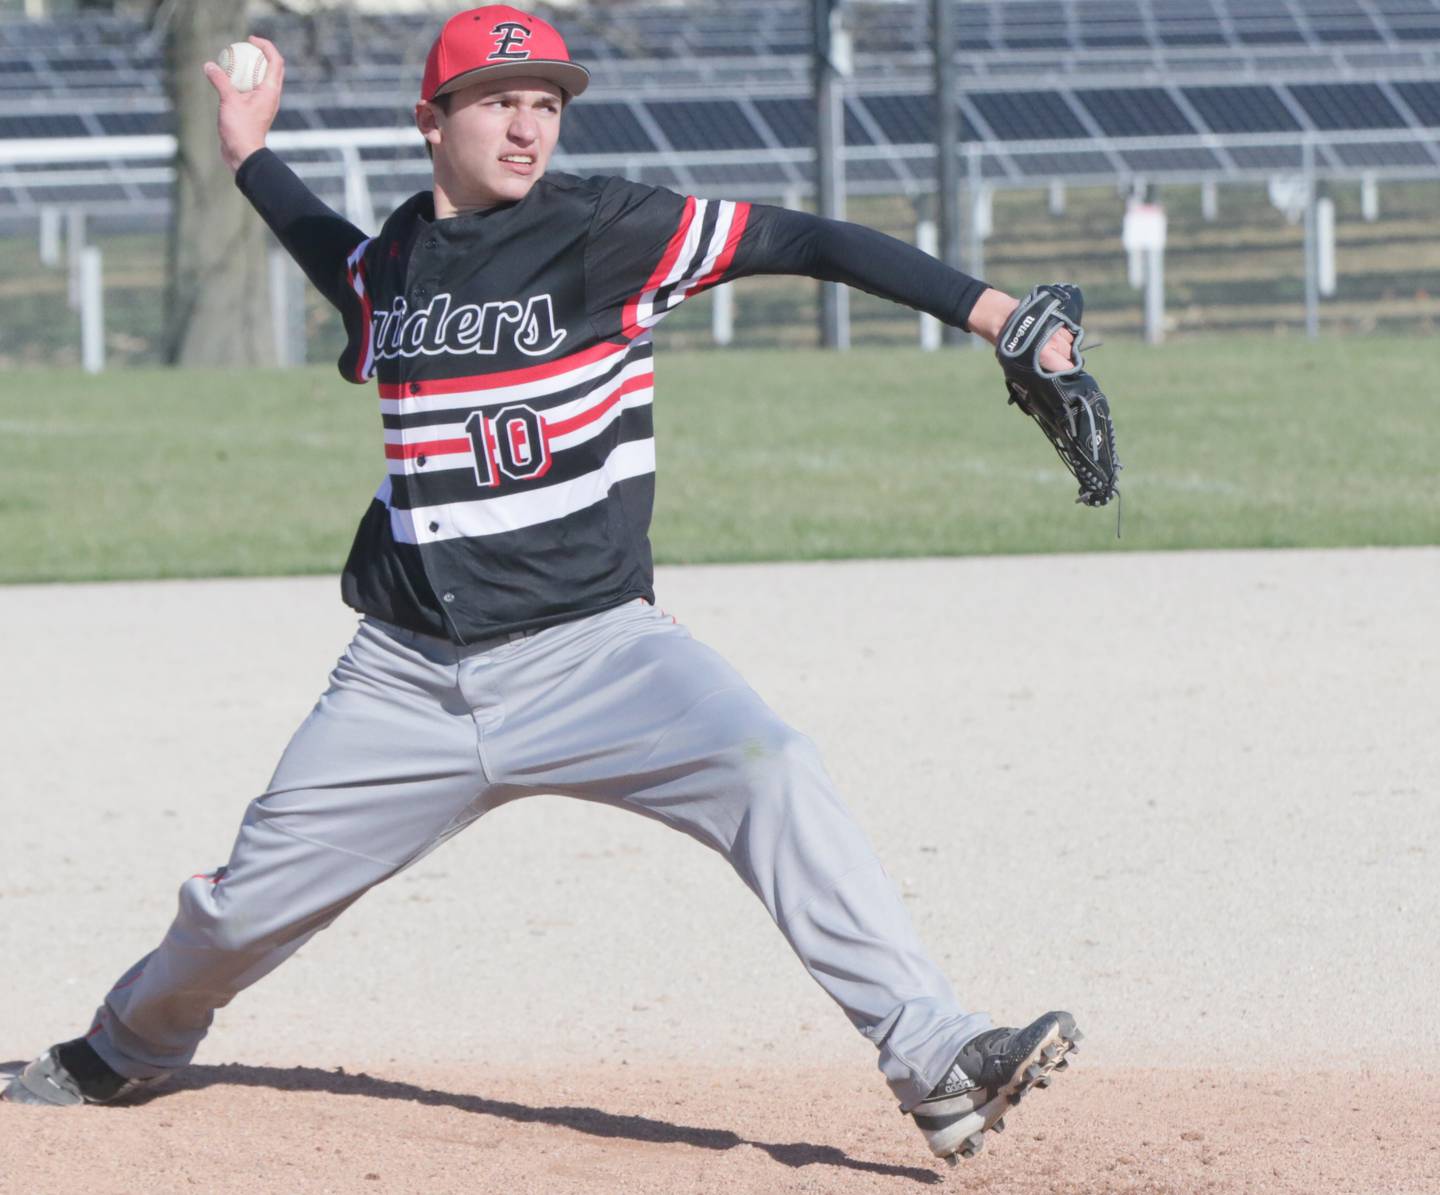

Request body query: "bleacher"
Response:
[2, 0, 1439, 228]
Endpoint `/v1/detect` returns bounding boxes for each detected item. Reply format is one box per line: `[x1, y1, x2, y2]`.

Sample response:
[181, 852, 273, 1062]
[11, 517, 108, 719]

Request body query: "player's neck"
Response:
[432, 181, 484, 220]
[431, 172, 516, 220]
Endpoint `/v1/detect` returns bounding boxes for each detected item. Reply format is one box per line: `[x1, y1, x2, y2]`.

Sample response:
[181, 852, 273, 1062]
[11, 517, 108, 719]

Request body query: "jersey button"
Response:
[425, 238, 438, 249]
[416, 455, 427, 467]
[429, 521, 440, 533]
[442, 591, 455, 603]
[409, 382, 421, 395]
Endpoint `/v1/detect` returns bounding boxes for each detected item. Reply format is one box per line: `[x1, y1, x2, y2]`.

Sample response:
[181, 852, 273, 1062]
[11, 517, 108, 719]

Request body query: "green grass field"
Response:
[4, 337, 1437, 584]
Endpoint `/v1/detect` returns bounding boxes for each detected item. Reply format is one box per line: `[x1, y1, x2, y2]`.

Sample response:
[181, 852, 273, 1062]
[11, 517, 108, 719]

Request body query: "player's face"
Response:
[421, 76, 564, 210]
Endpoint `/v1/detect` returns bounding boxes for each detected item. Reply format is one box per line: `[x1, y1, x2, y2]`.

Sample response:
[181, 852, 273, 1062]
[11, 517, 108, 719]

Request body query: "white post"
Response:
[1302, 140, 1320, 339]
[66, 207, 86, 310]
[1122, 200, 1157, 290]
[915, 216, 940, 351]
[341, 146, 375, 231]
[80, 245, 104, 374]
[964, 148, 988, 350]
[1316, 196, 1337, 297]
[1201, 180, 1218, 222]
[1360, 174, 1379, 222]
[967, 179, 990, 355]
[781, 186, 803, 212]
[833, 280, 851, 351]
[965, 201, 987, 348]
[1126, 245, 1144, 289]
[1047, 180, 1066, 216]
[1124, 200, 1168, 344]
[711, 283, 734, 347]
[39, 207, 62, 267]
[971, 185, 993, 243]
[1143, 247, 1165, 345]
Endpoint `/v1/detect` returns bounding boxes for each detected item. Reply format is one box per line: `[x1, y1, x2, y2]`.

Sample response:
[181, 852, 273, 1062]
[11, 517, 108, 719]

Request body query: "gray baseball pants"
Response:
[87, 599, 990, 1110]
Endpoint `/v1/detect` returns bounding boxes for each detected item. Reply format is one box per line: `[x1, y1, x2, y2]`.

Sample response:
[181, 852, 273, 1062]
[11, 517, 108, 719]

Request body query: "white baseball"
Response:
[217, 41, 267, 93]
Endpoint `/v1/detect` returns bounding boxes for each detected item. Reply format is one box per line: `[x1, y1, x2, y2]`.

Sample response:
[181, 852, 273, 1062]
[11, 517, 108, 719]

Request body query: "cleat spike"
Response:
[1071, 1029, 1085, 1044]
[945, 1153, 960, 1169]
[992, 1117, 1006, 1133]
[958, 1132, 986, 1158]
[1054, 1057, 1070, 1070]
[1036, 1075, 1053, 1089]
[1009, 1089, 1026, 1106]
[1042, 1045, 1062, 1062]
[1023, 1064, 1043, 1084]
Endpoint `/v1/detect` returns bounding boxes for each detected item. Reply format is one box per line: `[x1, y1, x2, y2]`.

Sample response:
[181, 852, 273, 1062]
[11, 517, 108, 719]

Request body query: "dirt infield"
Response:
[3, 1066, 1438, 1194]
[2, 550, 1438, 1193]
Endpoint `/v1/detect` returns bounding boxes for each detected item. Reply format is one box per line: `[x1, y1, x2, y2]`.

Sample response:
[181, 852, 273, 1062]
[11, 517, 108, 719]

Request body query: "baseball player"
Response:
[4, 7, 1083, 1166]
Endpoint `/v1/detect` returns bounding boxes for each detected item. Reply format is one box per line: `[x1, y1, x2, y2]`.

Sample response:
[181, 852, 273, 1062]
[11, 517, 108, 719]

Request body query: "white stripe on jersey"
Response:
[392, 438, 657, 544]
[663, 201, 738, 312]
[379, 342, 643, 417]
[547, 374, 653, 452]
[635, 200, 701, 330]
[633, 200, 739, 332]
[382, 357, 656, 474]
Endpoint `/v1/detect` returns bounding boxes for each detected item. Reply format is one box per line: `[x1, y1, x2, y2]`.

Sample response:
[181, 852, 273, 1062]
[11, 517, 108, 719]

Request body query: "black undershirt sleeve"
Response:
[734, 205, 990, 331]
[234, 147, 368, 313]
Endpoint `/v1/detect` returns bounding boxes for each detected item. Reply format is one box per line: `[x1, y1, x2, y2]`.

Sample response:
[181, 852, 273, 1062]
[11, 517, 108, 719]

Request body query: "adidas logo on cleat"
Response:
[911, 1011, 1081, 1168]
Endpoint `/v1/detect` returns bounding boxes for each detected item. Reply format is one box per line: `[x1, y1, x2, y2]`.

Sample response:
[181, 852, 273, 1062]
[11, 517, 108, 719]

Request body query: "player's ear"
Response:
[415, 100, 443, 149]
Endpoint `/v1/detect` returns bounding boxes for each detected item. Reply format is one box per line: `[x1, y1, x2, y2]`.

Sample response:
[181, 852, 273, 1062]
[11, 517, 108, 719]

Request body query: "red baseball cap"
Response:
[421, 6, 590, 103]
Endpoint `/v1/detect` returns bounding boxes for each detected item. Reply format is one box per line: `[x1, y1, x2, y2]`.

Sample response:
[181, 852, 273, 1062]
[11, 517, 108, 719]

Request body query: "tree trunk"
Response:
[164, 0, 276, 366]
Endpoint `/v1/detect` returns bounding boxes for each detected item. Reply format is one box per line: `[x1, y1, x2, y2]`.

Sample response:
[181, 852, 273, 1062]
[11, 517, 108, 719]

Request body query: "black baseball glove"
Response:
[995, 284, 1121, 508]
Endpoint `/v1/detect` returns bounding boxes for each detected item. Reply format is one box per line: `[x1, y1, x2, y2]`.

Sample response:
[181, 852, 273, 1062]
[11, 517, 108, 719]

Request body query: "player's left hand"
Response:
[968, 289, 1074, 373]
[994, 283, 1122, 508]
[1036, 323, 1076, 374]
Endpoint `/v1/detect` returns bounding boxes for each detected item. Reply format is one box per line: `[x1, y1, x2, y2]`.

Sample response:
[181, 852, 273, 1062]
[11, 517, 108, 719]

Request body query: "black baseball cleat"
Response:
[911, 1010, 1081, 1166]
[2, 1038, 160, 1107]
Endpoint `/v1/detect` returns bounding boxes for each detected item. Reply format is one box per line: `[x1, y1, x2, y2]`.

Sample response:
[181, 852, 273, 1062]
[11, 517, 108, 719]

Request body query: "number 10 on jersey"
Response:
[464, 403, 552, 488]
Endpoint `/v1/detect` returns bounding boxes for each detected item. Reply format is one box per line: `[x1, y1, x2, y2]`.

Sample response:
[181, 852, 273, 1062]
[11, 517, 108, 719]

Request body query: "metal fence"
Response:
[2, 2, 1439, 368]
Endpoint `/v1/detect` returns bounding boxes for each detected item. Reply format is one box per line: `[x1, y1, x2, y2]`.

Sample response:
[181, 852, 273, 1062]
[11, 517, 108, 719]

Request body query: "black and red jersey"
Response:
[237, 149, 987, 645]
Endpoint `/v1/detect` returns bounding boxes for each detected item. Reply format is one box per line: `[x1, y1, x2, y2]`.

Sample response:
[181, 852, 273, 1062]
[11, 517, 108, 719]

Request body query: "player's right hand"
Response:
[204, 35, 285, 175]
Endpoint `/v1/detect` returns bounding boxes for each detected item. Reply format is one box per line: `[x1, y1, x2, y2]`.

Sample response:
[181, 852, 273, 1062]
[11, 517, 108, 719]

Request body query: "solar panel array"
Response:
[6, 0, 1440, 84]
[2, 0, 1439, 225]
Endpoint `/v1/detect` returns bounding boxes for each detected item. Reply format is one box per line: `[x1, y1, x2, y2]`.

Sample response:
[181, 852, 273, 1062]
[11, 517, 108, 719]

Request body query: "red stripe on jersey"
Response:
[377, 340, 627, 399]
[384, 436, 471, 461]
[621, 195, 698, 340]
[544, 371, 654, 438]
[692, 201, 751, 293]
